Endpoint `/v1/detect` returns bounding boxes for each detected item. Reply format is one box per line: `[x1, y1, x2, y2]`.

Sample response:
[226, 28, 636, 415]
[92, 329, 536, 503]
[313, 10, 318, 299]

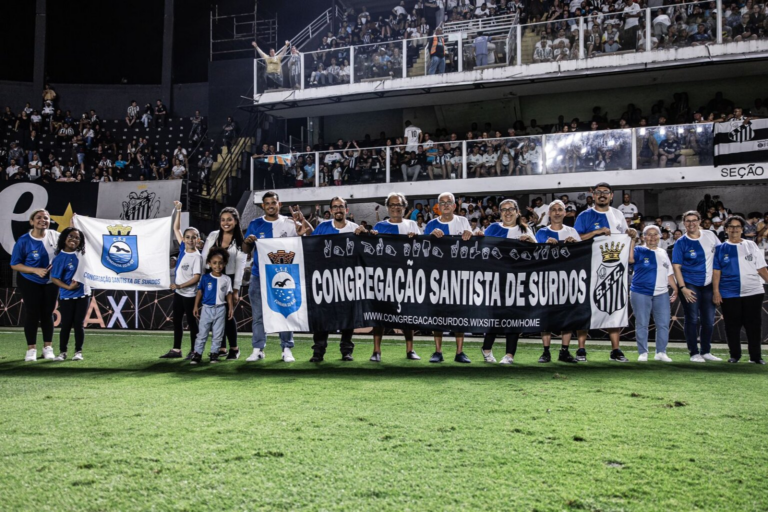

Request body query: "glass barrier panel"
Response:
[636, 123, 713, 169]
[519, 19, 578, 65]
[649, 2, 715, 51]
[545, 129, 632, 174]
[467, 135, 544, 177]
[304, 48, 350, 89]
[406, 35, 459, 78]
[354, 42, 403, 83]
[461, 33, 515, 71]
[583, 9, 644, 59]
[392, 142, 457, 183]
[254, 57, 294, 92]
[254, 59, 267, 95]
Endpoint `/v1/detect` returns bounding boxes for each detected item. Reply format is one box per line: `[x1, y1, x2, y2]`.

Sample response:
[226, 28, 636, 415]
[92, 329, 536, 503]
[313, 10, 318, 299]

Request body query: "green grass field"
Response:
[1, 330, 767, 511]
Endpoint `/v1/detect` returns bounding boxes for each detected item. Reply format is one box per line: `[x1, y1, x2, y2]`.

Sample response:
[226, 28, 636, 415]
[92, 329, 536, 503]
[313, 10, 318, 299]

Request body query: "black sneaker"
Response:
[610, 349, 629, 362]
[727, 357, 739, 363]
[226, 349, 240, 360]
[159, 349, 182, 359]
[558, 348, 578, 363]
[454, 352, 471, 364]
[309, 354, 324, 363]
[341, 353, 354, 362]
[575, 348, 587, 362]
[184, 351, 195, 361]
[190, 352, 202, 365]
[429, 351, 444, 363]
[209, 353, 220, 364]
[538, 351, 551, 363]
[749, 359, 766, 365]
[406, 351, 421, 360]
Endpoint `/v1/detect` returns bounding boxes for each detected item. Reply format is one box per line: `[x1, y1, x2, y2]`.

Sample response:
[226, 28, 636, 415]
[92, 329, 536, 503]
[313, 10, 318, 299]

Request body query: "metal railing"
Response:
[253, 0, 735, 94]
[442, 12, 520, 35]
[289, 6, 344, 51]
[210, 7, 278, 61]
[251, 122, 719, 190]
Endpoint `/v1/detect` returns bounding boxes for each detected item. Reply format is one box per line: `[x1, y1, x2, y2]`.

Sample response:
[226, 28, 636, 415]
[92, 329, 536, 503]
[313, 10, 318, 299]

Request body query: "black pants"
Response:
[312, 329, 355, 356]
[59, 296, 89, 353]
[17, 277, 58, 345]
[721, 294, 764, 361]
[173, 293, 199, 351]
[482, 332, 520, 355]
[218, 274, 238, 350]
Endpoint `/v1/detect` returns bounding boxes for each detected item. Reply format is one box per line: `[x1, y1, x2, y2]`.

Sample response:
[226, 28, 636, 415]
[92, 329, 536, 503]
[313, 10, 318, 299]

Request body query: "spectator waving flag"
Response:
[713, 118, 768, 167]
[73, 215, 172, 290]
[261, 154, 293, 166]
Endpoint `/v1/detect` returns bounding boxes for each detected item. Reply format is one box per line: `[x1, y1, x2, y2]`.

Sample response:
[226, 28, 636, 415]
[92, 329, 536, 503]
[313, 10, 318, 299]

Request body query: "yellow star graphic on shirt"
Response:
[50, 203, 75, 232]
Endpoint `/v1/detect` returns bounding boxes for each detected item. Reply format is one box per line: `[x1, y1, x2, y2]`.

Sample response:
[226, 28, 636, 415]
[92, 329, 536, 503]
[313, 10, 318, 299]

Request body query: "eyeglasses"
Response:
[387, 203, 404, 208]
[438, 201, 454, 207]
[726, 225, 743, 229]
[593, 190, 611, 196]
[500, 208, 517, 214]
[330, 205, 346, 210]
[66, 234, 81, 240]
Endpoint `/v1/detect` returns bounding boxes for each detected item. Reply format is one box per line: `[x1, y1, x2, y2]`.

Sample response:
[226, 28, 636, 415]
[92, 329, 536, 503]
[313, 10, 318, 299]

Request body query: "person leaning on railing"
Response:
[252, 40, 291, 89]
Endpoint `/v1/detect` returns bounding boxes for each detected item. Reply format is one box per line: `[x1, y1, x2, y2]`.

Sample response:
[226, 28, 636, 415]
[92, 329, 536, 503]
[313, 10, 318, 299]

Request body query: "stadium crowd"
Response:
[257, 91, 766, 188]
[1, 86, 214, 184]
[10, 184, 768, 366]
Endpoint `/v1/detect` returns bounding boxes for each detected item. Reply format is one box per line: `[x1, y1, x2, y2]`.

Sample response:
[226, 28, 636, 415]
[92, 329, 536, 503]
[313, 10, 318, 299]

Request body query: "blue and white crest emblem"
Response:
[102, 224, 138, 274]
[266, 264, 302, 318]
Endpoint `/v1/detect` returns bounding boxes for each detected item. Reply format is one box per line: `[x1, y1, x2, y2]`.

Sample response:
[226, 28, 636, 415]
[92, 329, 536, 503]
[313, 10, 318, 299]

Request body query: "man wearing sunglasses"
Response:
[369, 192, 422, 362]
[424, 192, 474, 364]
[573, 182, 637, 362]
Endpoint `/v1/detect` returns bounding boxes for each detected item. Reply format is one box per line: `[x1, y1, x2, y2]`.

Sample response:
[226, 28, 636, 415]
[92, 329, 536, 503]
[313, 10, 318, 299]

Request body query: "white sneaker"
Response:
[42, 346, 55, 360]
[72, 352, 83, 361]
[246, 348, 265, 362]
[702, 353, 722, 361]
[482, 349, 496, 363]
[282, 348, 295, 363]
[499, 354, 514, 365]
[637, 352, 648, 362]
[25, 349, 37, 361]
[690, 354, 706, 363]
[54, 352, 67, 361]
[654, 352, 672, 362]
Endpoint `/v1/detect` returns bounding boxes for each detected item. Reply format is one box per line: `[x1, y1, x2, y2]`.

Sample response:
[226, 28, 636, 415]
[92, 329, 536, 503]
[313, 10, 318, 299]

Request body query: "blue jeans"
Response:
[630, 291, 670, 355]
[194, 304, 226, 355]
[249, 274, 294, 350]
[475, 53, 488, 67]
[680, 283, 715, 355]
[428, 56, 445, 75]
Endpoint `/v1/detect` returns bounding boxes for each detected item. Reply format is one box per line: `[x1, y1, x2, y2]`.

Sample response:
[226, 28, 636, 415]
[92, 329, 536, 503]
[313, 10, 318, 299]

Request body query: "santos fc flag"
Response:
[257, 234, 631, 334]
[713, 117, 768, 167]
[73, 215, 172, 291]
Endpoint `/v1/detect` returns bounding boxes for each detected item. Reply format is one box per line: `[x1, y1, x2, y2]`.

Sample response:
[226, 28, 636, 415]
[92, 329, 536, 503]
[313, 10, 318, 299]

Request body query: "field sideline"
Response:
[1, 330, 766, 511]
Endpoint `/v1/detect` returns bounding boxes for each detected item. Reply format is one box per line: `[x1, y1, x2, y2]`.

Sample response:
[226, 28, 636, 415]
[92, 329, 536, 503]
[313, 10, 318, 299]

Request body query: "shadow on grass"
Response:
[0, 358, 763, 381]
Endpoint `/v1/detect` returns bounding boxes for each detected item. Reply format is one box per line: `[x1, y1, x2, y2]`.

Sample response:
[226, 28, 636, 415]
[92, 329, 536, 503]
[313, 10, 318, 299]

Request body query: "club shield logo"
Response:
[102, 224, 138, 274]
[265, 250, 301, 318]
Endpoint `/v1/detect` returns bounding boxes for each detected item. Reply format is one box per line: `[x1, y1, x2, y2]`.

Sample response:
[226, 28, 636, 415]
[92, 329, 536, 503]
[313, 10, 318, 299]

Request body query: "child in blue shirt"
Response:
[49, 227, 91, 361]
[191, 247, 233, 364]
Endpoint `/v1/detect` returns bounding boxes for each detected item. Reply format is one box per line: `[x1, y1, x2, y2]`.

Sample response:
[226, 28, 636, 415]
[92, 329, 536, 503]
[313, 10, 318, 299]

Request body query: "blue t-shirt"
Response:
[197, 273, 233, 306]
[313, 219, 360, 235]
[535, 226, 581, 243]
[574, 208, 628, 236]
[484, 223, 535, 239]
[50, 251, 90, 299]
[374, 219, 419, 235]
[631, 246, 673, 296]
[713, 241, 768, 298]
[671, 231, 720, 286]
[10, 232, 59, 284]
[244, 215, 298, 276]
[424, 215, 472, 236]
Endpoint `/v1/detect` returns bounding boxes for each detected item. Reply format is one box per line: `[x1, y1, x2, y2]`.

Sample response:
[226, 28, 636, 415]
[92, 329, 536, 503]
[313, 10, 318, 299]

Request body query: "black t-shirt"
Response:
[155, 104, 167, 115]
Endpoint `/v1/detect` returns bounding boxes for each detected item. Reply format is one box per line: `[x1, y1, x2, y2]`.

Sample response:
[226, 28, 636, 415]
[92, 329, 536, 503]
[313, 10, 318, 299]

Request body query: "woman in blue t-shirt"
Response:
[713, 215, 768, 364]
[629, 225, 678, 362]
[10, 209, 61, 362]
[50, 227, 90, 361]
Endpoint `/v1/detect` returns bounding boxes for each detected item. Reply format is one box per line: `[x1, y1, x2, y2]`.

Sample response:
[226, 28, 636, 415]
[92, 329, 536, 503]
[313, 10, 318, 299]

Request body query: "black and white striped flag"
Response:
[713, 118, 768, 166]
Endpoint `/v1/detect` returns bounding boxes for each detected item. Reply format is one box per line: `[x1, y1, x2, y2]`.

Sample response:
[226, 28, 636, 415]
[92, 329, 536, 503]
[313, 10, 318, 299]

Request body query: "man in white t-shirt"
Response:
[622, 0, 642, 50]
[532, 197, 549, 227]
[617, 193, 639, 221]
[404, 120, 423, 153]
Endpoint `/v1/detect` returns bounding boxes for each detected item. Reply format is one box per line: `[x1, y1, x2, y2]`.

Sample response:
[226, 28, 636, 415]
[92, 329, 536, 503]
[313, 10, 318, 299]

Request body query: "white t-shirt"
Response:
[333, 166, 343, 180]
[404, 126, 422, 151]
[534, 205, 549, 226]
[618, 203, 639, 219]
[172, 165, 186, 178]
[174, 245, 203, 298]
[623, 3, 641, 28]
